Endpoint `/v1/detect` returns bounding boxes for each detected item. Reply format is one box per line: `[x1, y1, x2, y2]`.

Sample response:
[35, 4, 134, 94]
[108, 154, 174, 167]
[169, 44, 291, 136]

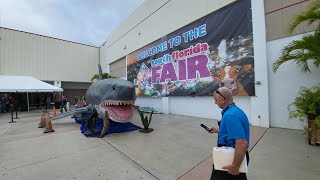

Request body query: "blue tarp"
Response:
[72, 112, 141, 137]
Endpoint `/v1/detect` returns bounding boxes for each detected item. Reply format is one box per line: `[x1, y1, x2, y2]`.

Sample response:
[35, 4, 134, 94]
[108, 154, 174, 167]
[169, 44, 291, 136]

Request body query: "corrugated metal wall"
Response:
[109, 57, 126, 78]
[0, 28, 99, 82]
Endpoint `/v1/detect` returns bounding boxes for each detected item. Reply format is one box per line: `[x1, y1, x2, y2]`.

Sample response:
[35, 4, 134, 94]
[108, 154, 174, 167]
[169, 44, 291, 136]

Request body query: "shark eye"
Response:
[112, 86, 116, 90]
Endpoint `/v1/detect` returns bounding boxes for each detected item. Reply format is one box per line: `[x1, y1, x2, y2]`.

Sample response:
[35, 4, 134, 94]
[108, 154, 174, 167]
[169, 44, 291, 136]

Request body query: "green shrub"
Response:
[289, 86, 320, 128]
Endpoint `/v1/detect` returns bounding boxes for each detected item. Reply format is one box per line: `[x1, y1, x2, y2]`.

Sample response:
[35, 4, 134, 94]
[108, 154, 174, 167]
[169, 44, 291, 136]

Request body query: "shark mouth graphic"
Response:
[100, 100, 135, 123]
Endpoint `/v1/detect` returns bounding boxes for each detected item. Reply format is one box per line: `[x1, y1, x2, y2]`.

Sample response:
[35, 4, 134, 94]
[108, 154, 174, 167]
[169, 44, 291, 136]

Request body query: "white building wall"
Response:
[168, 96, 251, 121]
[250, 0, 270, 127]
[0, 28, 99, 82]
[100, 0, 270, 127]
[100, 0, 236, 64]
[135, 97, 163, 112]
[267, 33, 320, 130]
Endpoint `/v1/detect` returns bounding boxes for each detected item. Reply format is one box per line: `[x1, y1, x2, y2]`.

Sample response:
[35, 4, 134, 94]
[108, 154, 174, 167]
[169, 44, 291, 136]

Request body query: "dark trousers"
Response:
[210, 151, 249, 180]
[63, 105, 67, 112]
[210, 169, 247, 180]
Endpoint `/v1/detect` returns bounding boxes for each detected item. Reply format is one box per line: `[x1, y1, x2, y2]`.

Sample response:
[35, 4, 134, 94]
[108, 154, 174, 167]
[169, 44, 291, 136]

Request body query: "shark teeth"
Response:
[100, 101, 135, 107]
[105, 105, 134, 123]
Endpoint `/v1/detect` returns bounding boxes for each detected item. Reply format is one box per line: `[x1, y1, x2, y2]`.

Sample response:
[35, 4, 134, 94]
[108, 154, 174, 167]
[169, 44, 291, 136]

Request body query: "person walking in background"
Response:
[46, 95, 51, 112]
[75, 97, 85, 109]
[53, 92, 61, 109]
[0, 97, 6, 113]
[62, 96, 67, 112]
[75, 97, 86, 118]
[6, 97, 16, 112]
[5, 97, 10, 112]
[209, 87, 250, 180]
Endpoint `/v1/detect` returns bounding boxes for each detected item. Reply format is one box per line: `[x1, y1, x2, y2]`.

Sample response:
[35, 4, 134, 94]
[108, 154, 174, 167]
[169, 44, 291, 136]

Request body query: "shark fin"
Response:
[98, 64, 103, 80]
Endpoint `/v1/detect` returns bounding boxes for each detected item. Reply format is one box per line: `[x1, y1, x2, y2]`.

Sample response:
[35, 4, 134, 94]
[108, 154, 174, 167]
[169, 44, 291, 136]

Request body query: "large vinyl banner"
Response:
[127, 0, 254, 97]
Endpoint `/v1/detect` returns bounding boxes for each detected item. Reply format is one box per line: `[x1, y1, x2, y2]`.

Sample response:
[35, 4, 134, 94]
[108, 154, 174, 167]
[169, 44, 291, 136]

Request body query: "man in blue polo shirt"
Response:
[209, 87, 250, 180]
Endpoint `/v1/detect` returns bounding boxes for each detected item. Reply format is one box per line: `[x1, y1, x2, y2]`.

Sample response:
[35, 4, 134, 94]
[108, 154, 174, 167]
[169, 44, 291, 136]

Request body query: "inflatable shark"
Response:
[51, 64, 137, 137]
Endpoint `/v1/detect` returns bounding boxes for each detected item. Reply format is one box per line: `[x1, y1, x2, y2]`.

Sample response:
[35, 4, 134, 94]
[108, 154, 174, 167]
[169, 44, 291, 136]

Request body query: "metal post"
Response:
[14, 105, 19, 119]
[27, 92, 30, 111]
[45, 93, 47, 113]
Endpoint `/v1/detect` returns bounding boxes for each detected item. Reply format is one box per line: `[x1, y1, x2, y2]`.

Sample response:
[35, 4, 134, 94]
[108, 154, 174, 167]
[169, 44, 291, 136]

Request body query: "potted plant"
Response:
[288, 86, 320, 145]
[134, 106, 154, 133]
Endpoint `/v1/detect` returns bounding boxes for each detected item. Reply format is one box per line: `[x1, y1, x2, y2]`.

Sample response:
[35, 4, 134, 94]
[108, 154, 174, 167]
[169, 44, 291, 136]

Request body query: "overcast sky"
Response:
[0, 0, 144, 46]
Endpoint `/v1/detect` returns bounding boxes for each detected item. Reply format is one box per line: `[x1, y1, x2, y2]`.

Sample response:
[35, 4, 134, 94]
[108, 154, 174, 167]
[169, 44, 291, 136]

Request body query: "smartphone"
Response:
[200, 124, 212, 132]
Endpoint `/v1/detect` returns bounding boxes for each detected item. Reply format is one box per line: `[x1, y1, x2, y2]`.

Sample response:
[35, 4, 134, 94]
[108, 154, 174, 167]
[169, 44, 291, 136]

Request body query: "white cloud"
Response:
[0, 0, 144, 46]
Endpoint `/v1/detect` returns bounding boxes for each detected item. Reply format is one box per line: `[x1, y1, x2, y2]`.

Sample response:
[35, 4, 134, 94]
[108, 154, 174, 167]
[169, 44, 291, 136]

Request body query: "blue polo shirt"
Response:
[217, 103, 250, 149]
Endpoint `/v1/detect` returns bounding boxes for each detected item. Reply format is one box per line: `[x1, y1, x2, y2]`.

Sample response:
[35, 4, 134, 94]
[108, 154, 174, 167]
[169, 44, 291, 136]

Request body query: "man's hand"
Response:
[208, 127, 218, 133]
[222, 164, 240, 175]
[223, 139, 247, 175]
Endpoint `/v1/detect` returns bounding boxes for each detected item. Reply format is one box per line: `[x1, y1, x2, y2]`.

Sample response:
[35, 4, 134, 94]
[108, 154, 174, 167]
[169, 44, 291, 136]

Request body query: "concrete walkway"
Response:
[0, 110, 319, 180]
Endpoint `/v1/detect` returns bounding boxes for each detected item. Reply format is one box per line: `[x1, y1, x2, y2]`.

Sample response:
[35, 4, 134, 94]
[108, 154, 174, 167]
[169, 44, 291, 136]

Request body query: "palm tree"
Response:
[273, 0, 320, 73]
[91, 73, 114, 81]
[273, 28, 320, 72]
[288, 0, 320, 33]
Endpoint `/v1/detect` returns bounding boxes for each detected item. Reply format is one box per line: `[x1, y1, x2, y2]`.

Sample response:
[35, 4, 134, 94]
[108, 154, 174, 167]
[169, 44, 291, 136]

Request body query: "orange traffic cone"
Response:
[52, 106, 57, 117]
[44, 113, 54, 133]
[38, 109, 46, 128]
